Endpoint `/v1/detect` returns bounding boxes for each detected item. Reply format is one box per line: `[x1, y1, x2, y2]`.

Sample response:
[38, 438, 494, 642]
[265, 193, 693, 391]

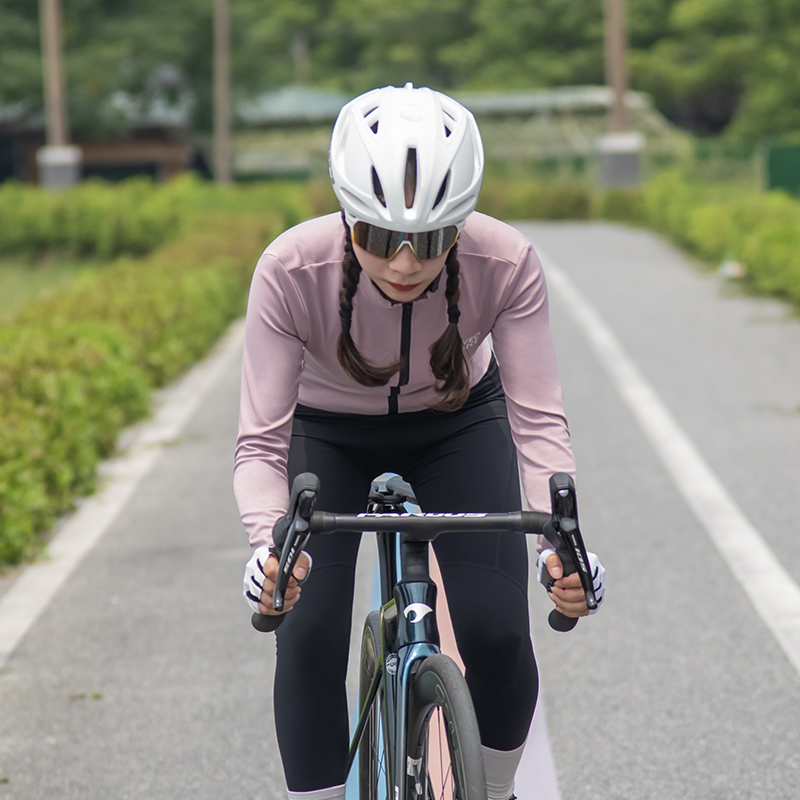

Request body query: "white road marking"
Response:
[0, 319, 246, 671]
[542, 253, 800, 677]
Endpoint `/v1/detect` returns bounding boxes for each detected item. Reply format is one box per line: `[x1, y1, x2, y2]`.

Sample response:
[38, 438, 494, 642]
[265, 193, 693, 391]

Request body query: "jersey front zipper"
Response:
[388, 302, 413, 414]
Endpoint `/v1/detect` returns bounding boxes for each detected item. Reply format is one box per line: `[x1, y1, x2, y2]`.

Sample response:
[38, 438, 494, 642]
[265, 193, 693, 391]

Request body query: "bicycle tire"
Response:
[406, 654, 487, 800]
[358, 610, 386, 800]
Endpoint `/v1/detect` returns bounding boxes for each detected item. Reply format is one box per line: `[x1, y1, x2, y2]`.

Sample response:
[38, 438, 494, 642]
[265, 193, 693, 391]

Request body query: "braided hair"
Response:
[428, 245, 470, 411]
[336, 214, 404, 386]
[336, 214, 471, 410]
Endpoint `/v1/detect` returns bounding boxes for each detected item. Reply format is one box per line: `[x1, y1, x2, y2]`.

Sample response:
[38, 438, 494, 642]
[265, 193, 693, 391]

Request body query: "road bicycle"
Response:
[252, 471, 596, 800]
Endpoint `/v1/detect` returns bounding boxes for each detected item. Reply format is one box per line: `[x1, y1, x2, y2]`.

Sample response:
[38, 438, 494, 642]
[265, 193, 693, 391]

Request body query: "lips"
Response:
[387, 282, 421, 293]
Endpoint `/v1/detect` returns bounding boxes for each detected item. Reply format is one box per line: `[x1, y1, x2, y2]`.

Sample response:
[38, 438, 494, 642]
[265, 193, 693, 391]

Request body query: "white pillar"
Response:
[38, 0, 81, 187]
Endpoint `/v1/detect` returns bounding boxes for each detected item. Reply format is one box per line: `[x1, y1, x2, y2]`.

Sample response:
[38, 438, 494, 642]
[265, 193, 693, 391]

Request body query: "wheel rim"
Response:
[362, 694, 388, 799]
[426, 706, 456, 800]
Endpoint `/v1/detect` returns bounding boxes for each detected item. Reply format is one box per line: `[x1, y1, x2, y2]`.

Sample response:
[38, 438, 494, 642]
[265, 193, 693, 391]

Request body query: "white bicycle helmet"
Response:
[329, 83, 484, 234]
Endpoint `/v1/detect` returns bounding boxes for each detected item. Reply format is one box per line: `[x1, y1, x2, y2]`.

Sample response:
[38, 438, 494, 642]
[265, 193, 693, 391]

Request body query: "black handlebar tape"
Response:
[549, 611, 579, 632]
[251, 612, 286, 632]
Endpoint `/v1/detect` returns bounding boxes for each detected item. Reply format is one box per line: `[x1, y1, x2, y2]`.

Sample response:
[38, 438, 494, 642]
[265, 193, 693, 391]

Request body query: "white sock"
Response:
[287, 784, 346, 800]
[482, 740, 527, 800]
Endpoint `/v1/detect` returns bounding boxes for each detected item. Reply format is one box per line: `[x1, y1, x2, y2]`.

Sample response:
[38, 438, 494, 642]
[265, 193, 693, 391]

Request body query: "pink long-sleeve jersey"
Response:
[234, 211, 575, 550]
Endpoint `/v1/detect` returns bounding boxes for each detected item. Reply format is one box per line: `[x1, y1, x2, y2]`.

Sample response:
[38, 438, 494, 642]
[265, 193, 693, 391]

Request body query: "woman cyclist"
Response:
[235, 83, 605, 800]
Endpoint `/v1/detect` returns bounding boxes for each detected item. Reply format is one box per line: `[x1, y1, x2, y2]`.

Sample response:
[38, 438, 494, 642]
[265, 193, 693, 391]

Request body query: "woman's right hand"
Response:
[244, 545, 311, 615]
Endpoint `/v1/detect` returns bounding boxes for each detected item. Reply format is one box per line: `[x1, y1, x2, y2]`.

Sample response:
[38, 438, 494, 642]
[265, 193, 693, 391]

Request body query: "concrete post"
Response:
[36, 144, 82, 187]
[213, 0, 232, 184]
[37, 0, 81, 188]
[597, 131, 644, 189]
[601, 0, 642, 189]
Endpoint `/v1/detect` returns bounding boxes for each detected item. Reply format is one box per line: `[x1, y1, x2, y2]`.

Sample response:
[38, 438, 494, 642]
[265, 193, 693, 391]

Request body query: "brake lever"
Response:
[273, 473, 319, 612]
[251, 473, 319, 632]
[542, 473, 596, 632]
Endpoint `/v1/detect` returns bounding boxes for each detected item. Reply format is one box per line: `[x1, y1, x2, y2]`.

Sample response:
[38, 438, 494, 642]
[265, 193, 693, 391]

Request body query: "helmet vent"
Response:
[432, 172, 449, 210]
[371, 167, 387, 207]
[364, 107, 379, 134]
[404, 148, 417, 209]
[443, 111, 455, 137]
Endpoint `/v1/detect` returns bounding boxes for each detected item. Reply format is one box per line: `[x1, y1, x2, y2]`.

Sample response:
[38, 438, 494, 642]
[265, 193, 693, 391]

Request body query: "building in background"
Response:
[1, 84, 686, 186]
[231, 85, 688, 185]
[0, 91, 207, 184]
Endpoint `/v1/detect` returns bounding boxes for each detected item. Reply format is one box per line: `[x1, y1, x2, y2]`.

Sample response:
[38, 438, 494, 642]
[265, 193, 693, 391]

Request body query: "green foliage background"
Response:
[0, 178, 316, 565]
[3, 0, 800, 139]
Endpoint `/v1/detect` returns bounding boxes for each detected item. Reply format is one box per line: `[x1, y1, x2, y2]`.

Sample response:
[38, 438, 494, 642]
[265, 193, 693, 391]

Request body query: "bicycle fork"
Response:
[390, 576, 440, 800]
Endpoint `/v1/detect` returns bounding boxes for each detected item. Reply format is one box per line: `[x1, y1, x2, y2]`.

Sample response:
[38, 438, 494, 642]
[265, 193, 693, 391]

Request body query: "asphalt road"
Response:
[520, 222, 800, 800]
[1, 221, 799, 799]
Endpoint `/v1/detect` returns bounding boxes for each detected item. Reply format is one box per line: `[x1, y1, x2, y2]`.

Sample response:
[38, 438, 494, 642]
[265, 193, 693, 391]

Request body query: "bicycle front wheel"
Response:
[406, 654, 487, 800]
[358, 610, 386, 800]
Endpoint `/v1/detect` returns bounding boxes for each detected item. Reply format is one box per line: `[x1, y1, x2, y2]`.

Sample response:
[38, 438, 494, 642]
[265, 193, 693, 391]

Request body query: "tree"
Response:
[726, 0, 800, 140]
[446, 0, 604, 89]
[0, 0, 212, 137]
[627, 0, 758, 134]
[0, 0, 43, 111]
[3, 0, 800, 142]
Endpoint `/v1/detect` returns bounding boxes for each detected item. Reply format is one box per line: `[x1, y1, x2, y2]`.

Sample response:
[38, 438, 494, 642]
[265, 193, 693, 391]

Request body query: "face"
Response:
[353, 241, 450, 303]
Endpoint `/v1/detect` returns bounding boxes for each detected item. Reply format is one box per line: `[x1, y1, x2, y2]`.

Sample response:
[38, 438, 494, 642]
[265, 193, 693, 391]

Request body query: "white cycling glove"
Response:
[537, 549, 605, 614]
[243, 545, 314, 614]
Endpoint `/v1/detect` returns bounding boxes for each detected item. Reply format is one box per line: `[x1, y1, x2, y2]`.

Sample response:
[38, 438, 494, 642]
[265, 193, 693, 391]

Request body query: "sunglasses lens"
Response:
[353, 223, 458, 260]
[413, 226, 459, 259]
[353, 223, 405, 258]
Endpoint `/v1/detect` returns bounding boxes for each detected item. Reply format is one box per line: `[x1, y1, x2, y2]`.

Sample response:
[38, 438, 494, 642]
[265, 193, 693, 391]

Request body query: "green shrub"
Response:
[0, 322, 149, 563]
[0, 177, 182, 259]
[477, 178, 592, 220]
[642, 170, 800, 309]
[0, 208, 284, 565]
[596, 188, 647, 224]
[0, 173, 321, 261]
[13, 212, 279, 386]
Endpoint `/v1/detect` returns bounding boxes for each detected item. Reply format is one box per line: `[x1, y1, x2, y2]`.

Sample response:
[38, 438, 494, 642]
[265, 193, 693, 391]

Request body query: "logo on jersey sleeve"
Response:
[463, 332, 481, 349]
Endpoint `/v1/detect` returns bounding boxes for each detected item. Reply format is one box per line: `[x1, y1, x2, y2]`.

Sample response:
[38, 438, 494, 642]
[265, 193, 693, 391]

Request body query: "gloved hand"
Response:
[243, 545, 313, 615]
[537, 549, 605, 617]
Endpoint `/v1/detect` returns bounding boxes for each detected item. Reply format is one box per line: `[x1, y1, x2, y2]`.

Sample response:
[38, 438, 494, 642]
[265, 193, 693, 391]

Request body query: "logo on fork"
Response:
[403, 603, 433, 622]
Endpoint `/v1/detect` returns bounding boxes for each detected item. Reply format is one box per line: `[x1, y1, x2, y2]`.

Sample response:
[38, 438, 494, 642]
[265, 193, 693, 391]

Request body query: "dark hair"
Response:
[336, 218, 404, 386]
[336, 214, 471, 411]
[428, 245, 470, 411]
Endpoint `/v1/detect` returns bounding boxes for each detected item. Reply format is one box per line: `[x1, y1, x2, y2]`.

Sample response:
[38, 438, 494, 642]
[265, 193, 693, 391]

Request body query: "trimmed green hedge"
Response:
[595, 187, 648, 224]
[15, 214, 271, 387]
[643, 171, 800, 306]
[477, 178, 592, 220]
[0, 173, 332, 260]
[0, 323, 149, 562]
[0, 208, 287, 565]
[0, 177, 182, 259]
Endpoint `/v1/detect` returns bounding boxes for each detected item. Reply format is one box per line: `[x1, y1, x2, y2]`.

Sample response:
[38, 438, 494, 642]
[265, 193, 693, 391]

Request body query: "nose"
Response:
[389, 242, 422, 274]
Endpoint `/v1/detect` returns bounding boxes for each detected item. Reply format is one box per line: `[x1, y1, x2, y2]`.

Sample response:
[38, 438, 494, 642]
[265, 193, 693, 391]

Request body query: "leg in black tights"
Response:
[404, 404, 538, 752]
[273, 431, 372, 792]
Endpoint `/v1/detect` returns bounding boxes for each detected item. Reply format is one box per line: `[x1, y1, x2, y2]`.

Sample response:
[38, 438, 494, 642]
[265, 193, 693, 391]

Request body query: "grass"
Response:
[0, 255, 112, 322]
